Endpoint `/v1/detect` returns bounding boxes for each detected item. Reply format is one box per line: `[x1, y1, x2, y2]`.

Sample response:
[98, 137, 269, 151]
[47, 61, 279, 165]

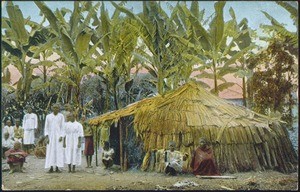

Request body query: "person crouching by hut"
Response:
[63, 113, 84, 173]
[2, 132, 14, 159]
[102, 141, 114, 169]
[5, 141, 28, 174]
[164, 141, 188, 176]
[190, 137, 220, 176]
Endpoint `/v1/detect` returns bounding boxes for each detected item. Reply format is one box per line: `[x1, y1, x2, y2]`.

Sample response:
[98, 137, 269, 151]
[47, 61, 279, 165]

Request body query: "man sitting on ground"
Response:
[13, 119, 23, 143]
[190, 137, 220, 176]
[164, 141, 188, 176]
[2, 132, 14, 159]
[5, 141, 28, 174]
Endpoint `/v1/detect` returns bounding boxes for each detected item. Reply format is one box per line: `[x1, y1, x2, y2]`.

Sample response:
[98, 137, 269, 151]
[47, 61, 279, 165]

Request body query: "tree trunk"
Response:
[124, 123, 128, 171]
[213, 61, 218, 95]
[104, 80, 110, 112]
[95, 127, 98, 166]
[67, 84, 72, 104]
[157, 70, 164, 95]
[242, 76, 247, 107]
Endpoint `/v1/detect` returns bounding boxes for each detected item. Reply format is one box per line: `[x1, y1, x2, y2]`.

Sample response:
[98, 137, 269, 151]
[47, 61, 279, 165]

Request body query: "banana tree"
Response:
[169, 1, 212, 89]
[112, 1, 196, 95]
[173, 1, 255, 96]
[2, 2, 54, 107]
[91, 2, 140, 112]
[227, 10, 255, 107]
[35, 1, 102, 110]
[260, 1, 298, 58]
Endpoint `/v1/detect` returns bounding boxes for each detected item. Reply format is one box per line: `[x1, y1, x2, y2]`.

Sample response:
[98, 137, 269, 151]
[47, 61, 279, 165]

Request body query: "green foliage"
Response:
[90, 2, 140, 111]
[260, 2, 298, 58]
[248, 39, 296, 128]
[171, 2, 255, 96]
[2, 2, 54, 107]
[35, 1, 101, 108]
[112, 1, 196, 95]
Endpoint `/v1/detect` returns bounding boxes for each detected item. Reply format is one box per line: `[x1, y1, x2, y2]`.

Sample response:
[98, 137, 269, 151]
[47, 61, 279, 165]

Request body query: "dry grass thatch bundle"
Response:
[89, 81, 297, 173]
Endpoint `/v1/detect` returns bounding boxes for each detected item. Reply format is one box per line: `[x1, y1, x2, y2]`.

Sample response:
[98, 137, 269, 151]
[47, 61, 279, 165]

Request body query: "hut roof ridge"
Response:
[89, 81, 281, 132]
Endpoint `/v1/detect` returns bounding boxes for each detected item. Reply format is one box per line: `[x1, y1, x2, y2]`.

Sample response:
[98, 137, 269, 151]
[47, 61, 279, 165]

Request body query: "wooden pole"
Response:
[196, 175, 237, 179]
[119, 120, 123, 171]
[124, 123, 128, 171]
[95, 126, 98, 166]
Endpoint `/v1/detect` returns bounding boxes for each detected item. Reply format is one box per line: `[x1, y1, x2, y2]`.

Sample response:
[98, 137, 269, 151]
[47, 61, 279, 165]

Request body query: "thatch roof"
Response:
[89, 81, 297, 173]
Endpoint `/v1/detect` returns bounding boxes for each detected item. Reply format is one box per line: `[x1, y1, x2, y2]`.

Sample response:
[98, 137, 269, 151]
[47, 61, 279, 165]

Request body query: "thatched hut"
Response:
[89, 81, 297, 173]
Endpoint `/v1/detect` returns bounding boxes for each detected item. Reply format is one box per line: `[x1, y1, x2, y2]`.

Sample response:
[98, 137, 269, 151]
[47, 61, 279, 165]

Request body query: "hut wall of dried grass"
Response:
[89, 81, 298, 173]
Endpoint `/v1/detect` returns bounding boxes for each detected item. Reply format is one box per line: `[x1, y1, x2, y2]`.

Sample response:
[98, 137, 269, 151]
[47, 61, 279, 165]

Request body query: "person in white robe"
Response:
[3, 120, 15, 140]
[63, 113, 83, 173]
[61, 103, 72, 122]
[164, 141, 188, 176]
[44, 104, 65, 173]
[2, 132, 14, 159]
[22, 106, 38, 153]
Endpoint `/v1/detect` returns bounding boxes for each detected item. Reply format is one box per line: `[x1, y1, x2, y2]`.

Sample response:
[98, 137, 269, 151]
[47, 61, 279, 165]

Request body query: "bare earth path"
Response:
[2, 155, 298, 190]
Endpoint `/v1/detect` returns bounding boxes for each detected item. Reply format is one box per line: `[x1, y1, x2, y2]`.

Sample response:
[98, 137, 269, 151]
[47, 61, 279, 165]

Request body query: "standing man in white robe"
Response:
[44, 104, 65, 173]
[22, 106, 38, 154]
[61, 103, 72, 122]
[63, 113, 83, 173]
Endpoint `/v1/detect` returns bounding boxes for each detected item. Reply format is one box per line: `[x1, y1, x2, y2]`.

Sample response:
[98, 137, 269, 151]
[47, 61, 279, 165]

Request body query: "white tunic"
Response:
[165, 150, 184, 172]
[64, 121, 84, 165]
[3, 125, 15, 140]
[2, 138, 14, 148]
[44, 113, 65, 168]
[102, 148, 114, 161]
[22, 113, 38, 144]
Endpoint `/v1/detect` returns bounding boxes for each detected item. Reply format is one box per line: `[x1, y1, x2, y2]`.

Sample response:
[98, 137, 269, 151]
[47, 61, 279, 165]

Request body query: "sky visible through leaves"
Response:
[1, 1, 297, 32]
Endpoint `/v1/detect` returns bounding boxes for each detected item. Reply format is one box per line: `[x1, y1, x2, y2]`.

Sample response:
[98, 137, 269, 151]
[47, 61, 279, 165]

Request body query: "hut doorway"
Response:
[109, 123, 120, 165]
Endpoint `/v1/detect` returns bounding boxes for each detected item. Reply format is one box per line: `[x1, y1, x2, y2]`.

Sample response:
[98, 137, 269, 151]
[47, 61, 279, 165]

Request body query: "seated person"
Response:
[5, 141, 28, 174]
[34, 136, 47, 159]
[102, 141, 114, 169]
[3, 119, 15, 140]
[190, 137, 220, 176]
[164, 141, 188, 176]
[14, 119, 23, 143]
[2, 132, 14, 159]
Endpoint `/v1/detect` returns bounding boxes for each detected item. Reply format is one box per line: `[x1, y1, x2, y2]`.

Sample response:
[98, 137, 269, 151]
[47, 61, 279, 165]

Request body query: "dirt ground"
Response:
[1, 154, 298, 191]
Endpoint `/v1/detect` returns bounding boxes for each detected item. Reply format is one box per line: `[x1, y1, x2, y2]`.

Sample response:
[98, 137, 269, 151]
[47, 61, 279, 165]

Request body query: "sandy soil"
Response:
[1, 154, 298, 191]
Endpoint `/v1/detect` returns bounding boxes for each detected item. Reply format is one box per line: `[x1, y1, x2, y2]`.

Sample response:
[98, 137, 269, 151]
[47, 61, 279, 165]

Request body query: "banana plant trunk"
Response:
[242, 76, 247, 107]
[157, 70, 164, 95]
[213, 61, 219, 95]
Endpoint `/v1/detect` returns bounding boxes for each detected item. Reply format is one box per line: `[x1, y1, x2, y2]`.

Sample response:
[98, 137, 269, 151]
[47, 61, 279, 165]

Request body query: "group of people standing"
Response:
[44, 103, 92, 173]
[2, 103, 115, 174]
[44, 103, 114, 173]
